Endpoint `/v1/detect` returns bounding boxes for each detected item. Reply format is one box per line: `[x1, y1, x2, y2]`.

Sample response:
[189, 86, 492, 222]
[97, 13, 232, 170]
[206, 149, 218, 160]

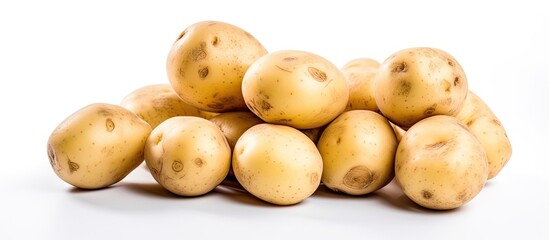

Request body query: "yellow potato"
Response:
[121, 84, 201, 129]
[232, 123, 323, 205]
[341, 58, 380, 111]
[167, 20, 268, 112]
[242, 50, 349, 129]
[47, 103, 152, 189]
[375, 47, 468, 129]
[395, 115, 488, 210]
[390, 121, 406, 143]
[318, 110, 397, 195]
[144, 116, 231, 196]
[456, 91, 512, 179]
[209, 111, 264, 150]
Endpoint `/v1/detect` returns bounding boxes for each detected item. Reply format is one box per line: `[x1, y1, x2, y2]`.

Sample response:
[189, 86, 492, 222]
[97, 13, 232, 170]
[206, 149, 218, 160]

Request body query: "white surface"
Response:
[1, 0, 548, 239]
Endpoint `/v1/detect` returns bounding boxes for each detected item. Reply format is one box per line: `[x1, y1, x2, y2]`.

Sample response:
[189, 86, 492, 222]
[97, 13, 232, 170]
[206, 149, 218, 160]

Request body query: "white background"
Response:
[1, 0, 548, 239]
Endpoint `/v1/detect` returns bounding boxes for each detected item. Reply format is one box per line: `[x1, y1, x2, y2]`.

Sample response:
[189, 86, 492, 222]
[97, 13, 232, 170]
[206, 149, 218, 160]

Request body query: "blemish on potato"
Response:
[423, 104, 437, 116]
[198, 66, 209, 79]
[397, 81, 412, 96]
[190, 47, 207, 61]
[425, 139, 452, 150]
[172, 160, 183, 172]
[194, 158, 204, 167]
[343, 166, 375, 190]
[447, 59, 454, 66]
[422, 190, 433, 199]
[105, 118, 115, 132]
[336, 137, 341, 144]
[453, 77, 460, 86]
[310, 172, 319, 185]
[275, 65, 291, 73]
[308, 67, 327, 82]
[259, 99, 272, 111]
[283, 57, 297, 62]
[211, 36, 219, 46]
[492, 118, 502, 126]
[392, 62, 408, 73]
[68, 159, 79, 174]
[176, 30, 187, 41]
[443, 80, 451, 93]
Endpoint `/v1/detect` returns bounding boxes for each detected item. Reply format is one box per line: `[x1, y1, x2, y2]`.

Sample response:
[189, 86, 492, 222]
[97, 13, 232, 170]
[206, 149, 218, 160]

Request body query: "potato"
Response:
[456, 91, 512, 179]
[47, 103, 152, 189]
[318, 110, 397, 195]
[144, 116, 231, 196]
[390, 121, 406, 143]
[167, 20, 267, 112]
[242, 50, 349, 129]
[341, 58, 380, 111]
[232, 123, 323, 205]
[375, 47, 468, 129]
[209, 111, 264, 150]
[120, 84, 201, 129]
[395, 115, 488, 210]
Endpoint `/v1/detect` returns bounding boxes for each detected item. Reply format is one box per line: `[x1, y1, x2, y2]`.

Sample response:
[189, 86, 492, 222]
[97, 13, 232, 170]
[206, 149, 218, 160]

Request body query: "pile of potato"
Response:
[47, 20, 512, 210]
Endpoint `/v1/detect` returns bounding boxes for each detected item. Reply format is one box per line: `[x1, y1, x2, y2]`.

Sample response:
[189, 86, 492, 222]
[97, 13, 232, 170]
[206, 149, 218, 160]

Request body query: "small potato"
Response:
[242, 50, 349, 129]
[318, 110, 397, 195]
[232, 123, 323, 205]
[209, 111, 264, 150]
[390, 121, 406, 143]
[341, 58, 381, 111]
[456, 91, 512, 179]
[144, 116, 231, 196]
[121, 84, 201, 129]
[167, 20, 268, 112]
[375, 47, 468, 129]
[395, 115, 488, 210]
[47, 103, 152, 189]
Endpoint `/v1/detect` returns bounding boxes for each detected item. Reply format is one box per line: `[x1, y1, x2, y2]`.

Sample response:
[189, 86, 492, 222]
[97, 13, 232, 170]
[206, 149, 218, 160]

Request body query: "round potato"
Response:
[374, 47, 468, 129]
[395, 115, 488, 210]
[318, 110, 397, 195]
[145, 116, 231, 196]
[341, 58, 380, 111]
[242, 50, 349, 129]
[167, 20, 268, 112]
[209, 111, 264, 150]
[232, 123, 323, 205]
[47, 103, 152, 189]
[456, 91, 512, 179]
[121, 84, 201, 129]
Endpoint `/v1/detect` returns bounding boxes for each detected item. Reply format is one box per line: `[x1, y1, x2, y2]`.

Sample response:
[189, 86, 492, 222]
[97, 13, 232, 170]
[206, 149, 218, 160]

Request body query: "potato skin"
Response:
[167, 20, 267, 112]
[318, 110, 397, 195]
[209, 111, 264, 150]
[121, 84, 201, 129]
[232, 123, 323, 205]
[47, 103, 152, 189]
[242, 50, 349, 129]
[341, 58, 380, 111]
[456, 91, 512, 179]
[395, 115, 488, 210]
[375, 47, 468, 129]
[144, 116, 231, 196]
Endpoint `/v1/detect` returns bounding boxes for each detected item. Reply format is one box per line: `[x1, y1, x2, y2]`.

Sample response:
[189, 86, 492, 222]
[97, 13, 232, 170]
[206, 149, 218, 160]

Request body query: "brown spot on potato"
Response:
[492, 118, 502, 126]
[259, 99, 272, 111]
[97, 109, 114, 117]
[275, 65, 291, 73]
[443, 80, 451, 93]
[423, 104, 437, 116]
[343, 166, 375, 190]
[308, 67, 327, 82]
[425, 139, 451, 150]
[393, 62, 408, 73]
[68, 159, 79, 173]
[105, 118, 115, 132]
[397, 81, 412, 96]
[275, 118, 292, 123]
[198, 66, 209, 79]
[310, 172, 319, 185]
[211, 36, 219, 46]
[283, 57, 297, 62]
[172, 160, 183, 172]
[454, 77, 460, 86]
[465, 119, 475, 126]
[176, 30, 187, 41]
[207, 96, 235, 110]
[336, 137, 341, 144]
[456, 190, 468, 202]
[447, 59, 454, 66]
[190, 44, 207, 61]
[194, 158, 204, 167]
[422, 190, 433, 199]
[47, 145, 57, 167]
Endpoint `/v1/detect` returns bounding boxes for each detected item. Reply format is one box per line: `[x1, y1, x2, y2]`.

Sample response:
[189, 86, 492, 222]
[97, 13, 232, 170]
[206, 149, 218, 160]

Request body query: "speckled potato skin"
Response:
[167, 20, 268, 112]
[456, 91, 512, 179]
[318, 110, 397, 195]
[121, 84, 202, 129]
[242, 50, 349, 129]
[47, 103, 152, 189]
[395, 115, 488, 210]
[341, 58, 380, 111]
[209, 111, 264, 150]
[374, 47, 468, 129]
[232, 123, 323, 205]
[144, 116, 231, 196]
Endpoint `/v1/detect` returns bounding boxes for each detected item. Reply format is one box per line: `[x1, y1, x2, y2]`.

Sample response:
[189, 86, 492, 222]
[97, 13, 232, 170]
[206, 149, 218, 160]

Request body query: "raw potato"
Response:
[232, 123, 323, 205]
[121, 84, 201, 129]
[242, 50, 349, 129]
[375, 47, 468, 129]
[456, 91, 512, 179]
[47, 103, 152, 189]
[318, 110, 397, 195]
[145, 116, 231, 196]
[341, 58, 380, 111]
[390, 122, 406, 143]
[395, 115, 488, 210]
[167, 20, 268, 112]
[209, 111, 264, 150]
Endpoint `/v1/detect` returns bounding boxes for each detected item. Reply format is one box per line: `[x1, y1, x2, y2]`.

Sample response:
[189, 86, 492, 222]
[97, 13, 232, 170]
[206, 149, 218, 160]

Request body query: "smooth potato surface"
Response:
[341, 58, 380, 111]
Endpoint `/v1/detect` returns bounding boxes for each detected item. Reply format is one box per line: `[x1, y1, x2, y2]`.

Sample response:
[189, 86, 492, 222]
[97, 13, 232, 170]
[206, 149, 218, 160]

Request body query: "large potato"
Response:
[375, 47, 468, 129]
[47, 103, 152, 189]
[341, 58, 380, 111]
[167, 20, 268, 112]
[395, 115, 488, 210]
[456, 91, 512, 179]
[318, 110, 397, 195]
[145, 116, 231, 196]
[120, 84, 201, 129]
[242, 50, 349, 129]
[232, 123, 323, 205]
